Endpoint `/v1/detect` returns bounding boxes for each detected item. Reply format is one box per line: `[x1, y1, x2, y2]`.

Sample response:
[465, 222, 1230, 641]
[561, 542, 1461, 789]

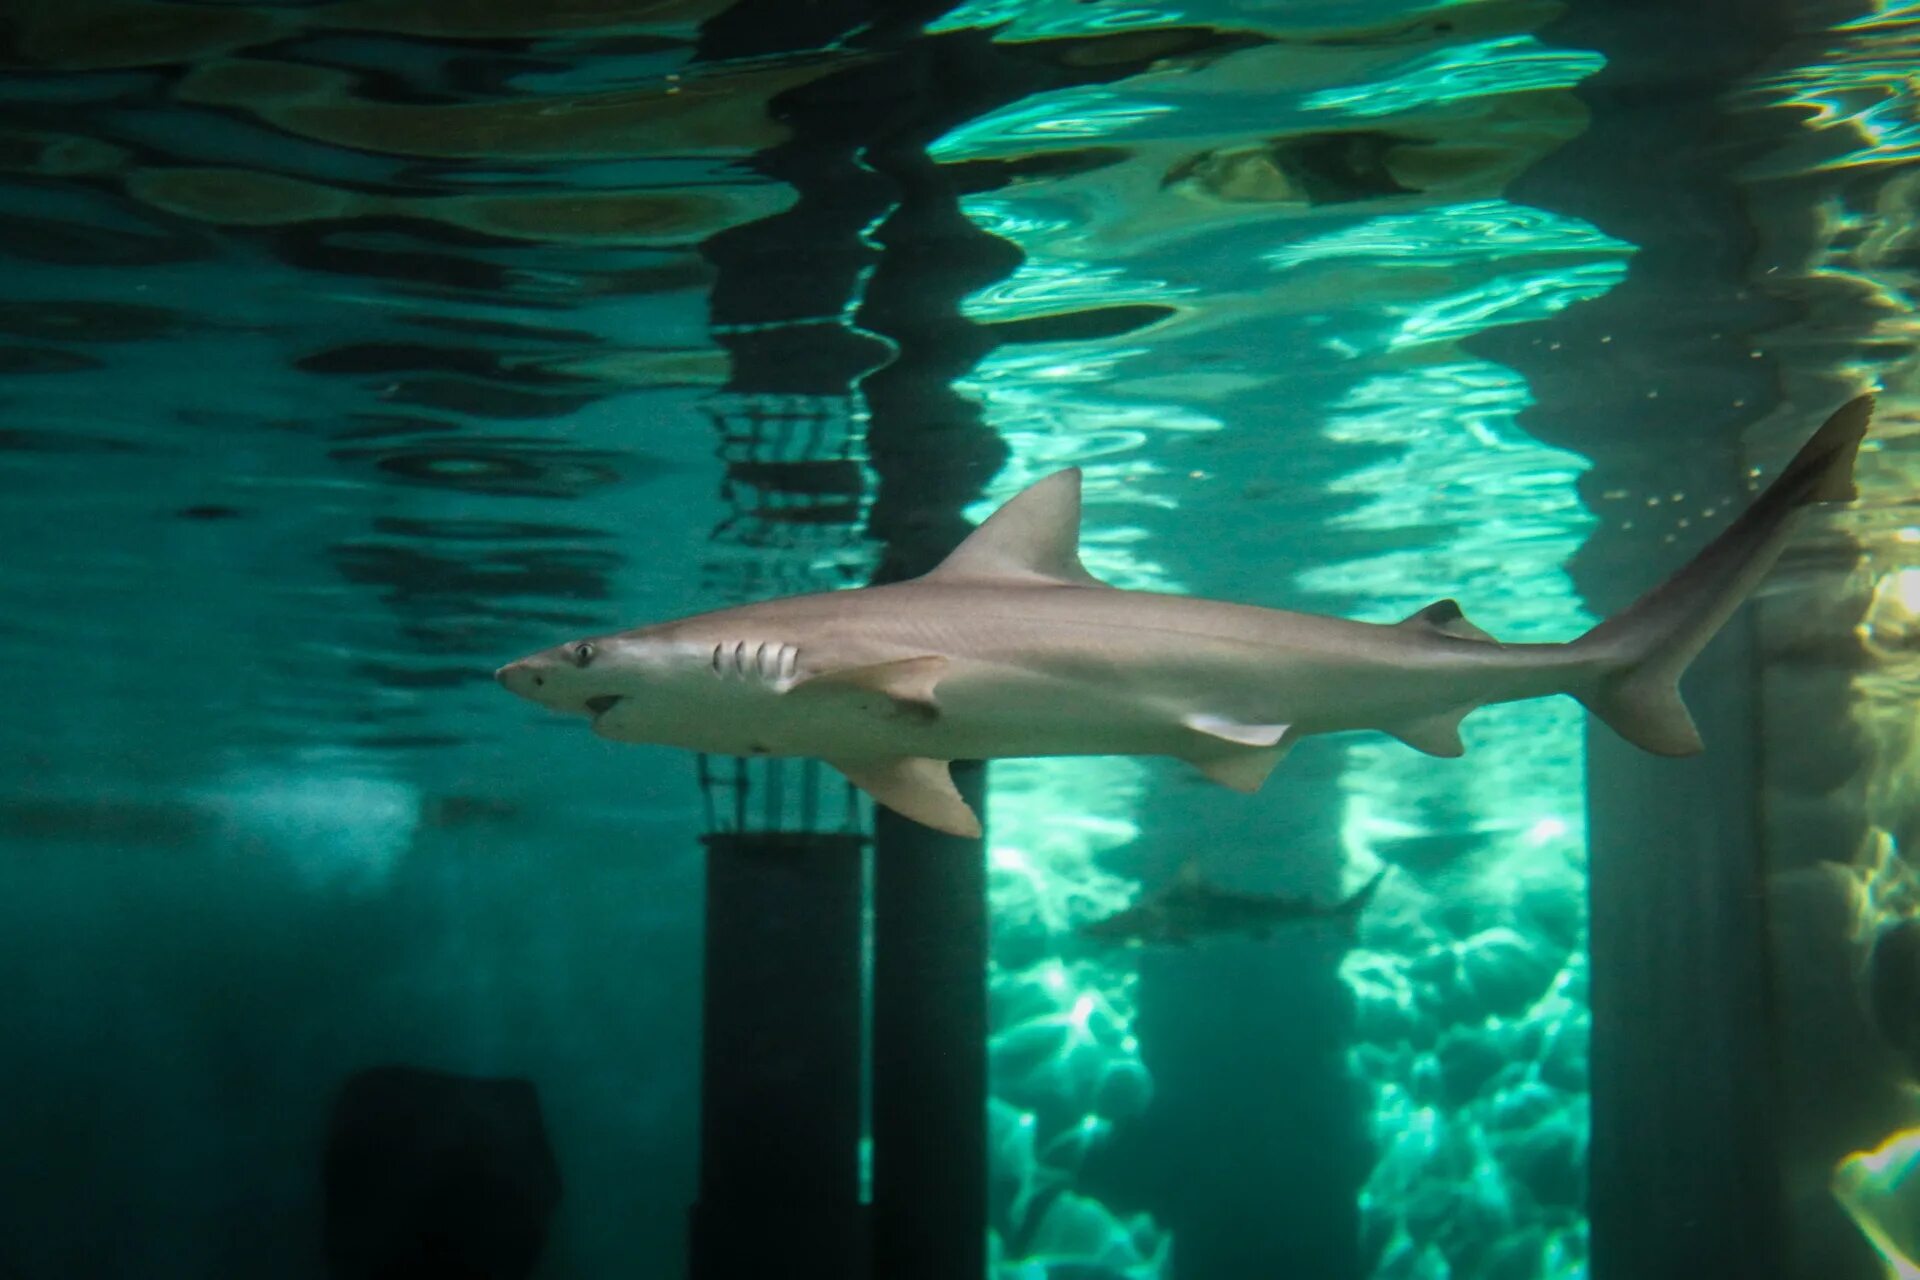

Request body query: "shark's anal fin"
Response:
[1398, 598, 1496, 643]
[1386, 707, 1470, 757]
[790, 655, 947, 720]
[830, 756, 982, 838]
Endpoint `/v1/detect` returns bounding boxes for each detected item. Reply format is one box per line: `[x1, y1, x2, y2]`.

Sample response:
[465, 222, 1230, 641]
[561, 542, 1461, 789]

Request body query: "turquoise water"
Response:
[1, 2, 1916, 1278]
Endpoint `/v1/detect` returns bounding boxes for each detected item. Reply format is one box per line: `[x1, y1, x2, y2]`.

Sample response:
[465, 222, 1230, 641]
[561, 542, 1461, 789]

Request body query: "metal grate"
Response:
[696, 753, 865, 837]
[699, 392, 877, 602]
[697, 390, 877, 837]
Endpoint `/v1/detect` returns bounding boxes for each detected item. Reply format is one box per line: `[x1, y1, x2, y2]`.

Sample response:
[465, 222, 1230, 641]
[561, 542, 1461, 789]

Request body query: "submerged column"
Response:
[687, 7, 1191, 1275]
[1465, 2, 1811, 1276]
[686, 7, 1018, 1280]
[690, 830, 869, 1280]
[853, 27, 1013, 1280]
[686, 6, 901, 1279]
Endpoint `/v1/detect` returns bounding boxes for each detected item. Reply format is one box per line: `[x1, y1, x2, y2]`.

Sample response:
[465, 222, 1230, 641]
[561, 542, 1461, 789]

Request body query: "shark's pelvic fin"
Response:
[1185, 713, 1293, 791]
[790, 655, 947, 719]
[1572, 394, 1872, 756]
[1182, 711, 1290, 747]
[1386, 706, 1470, 757]
[1398, 598, 1496, 643]
[831, 755, 981, 838]
[918, 469, 1108, 589]
[1193, 743, 1291, 793]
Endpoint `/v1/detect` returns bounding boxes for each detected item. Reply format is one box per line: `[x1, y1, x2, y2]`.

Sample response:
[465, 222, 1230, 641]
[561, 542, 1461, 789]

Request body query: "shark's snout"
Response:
[495, 655, 624, 721]
[495, 660, 545, 696]
[495, 660, 560, 710]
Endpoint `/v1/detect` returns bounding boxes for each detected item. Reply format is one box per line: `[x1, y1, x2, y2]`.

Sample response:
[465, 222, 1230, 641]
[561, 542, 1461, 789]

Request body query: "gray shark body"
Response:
[1080, 868, 1386, 948]
[498, 397, 1872, 838]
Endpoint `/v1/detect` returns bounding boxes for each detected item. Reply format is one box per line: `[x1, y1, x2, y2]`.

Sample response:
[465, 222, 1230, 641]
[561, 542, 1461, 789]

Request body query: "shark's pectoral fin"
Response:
[1386, 707, 1471, 757]
[790, 656, 948, 720]
[1398, 598, 1496, 643]
[830, 756, 982, 838]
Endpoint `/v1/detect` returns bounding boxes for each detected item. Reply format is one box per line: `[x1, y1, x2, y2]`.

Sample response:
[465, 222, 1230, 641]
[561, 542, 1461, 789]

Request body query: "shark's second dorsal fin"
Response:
[1398, 598, 1495, 643]
[920, 469, 1107, 588]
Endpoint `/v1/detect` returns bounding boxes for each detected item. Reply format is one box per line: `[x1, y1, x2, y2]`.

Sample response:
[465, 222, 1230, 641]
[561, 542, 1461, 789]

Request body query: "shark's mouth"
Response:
[584, 694, 623, 718]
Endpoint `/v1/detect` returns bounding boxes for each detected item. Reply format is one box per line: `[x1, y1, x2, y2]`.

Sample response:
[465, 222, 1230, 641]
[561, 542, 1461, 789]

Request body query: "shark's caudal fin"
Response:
[1571, 395, 1872, 755]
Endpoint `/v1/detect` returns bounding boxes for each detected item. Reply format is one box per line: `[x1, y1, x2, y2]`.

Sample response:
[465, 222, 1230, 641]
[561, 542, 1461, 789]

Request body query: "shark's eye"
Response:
[571, 641, 596, 668]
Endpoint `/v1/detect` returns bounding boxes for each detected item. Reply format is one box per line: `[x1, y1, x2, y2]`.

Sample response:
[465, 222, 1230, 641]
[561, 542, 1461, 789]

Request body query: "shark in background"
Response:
[498, 396, 1873, 838]
[1078, 866, 1387, 948]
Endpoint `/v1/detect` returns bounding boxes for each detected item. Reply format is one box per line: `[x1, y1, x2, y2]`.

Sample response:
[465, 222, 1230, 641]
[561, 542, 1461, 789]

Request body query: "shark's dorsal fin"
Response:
[831, 756, 981, 837]
[920, 469, 1107, 588]
[1386, 706, 1471, 757]
[790, 656, 947, 719]
[1398, 598, 1495, 643]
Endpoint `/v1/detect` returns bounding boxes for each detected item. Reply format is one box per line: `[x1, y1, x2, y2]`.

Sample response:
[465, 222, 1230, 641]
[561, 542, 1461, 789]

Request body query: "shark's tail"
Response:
[1569, 394, 1872, 755]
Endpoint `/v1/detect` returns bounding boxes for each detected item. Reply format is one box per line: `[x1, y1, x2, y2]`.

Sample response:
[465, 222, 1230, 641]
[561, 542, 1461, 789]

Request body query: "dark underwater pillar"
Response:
[852, 28, 1014, 1280]
[689, 831, 868, 1280]
[688, 6, 1008, 1278]
[869, 770, 990, 1280]
[686, 6, 904, 1278]
[1585, 623, 1780, 1279]
[688, 7, 1194, 1275]
[1461, 2, 1817, 1277]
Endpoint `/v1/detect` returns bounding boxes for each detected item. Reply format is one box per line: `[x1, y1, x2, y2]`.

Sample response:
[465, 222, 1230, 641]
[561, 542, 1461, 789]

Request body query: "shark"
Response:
[497, 395, 1872, 839]
[1079, 866, 1387, 948]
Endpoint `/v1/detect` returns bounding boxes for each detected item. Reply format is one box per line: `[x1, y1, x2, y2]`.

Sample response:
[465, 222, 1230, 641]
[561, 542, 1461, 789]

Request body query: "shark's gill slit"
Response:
[755, 641, 772, 679]
[709, 643, 724, 677]
[731, 639, 747, 677]
[780, 644, 798, 682]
